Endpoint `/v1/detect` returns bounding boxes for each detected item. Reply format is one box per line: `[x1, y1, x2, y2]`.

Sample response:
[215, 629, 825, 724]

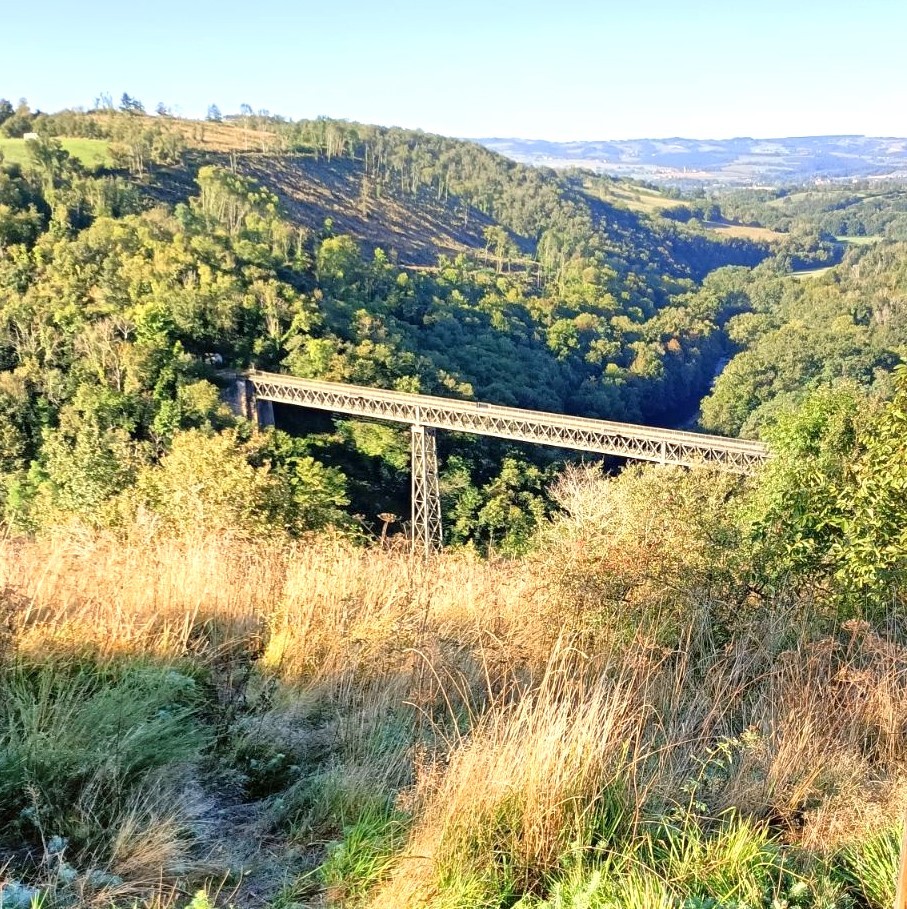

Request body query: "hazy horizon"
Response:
[469, 132, 907, 143]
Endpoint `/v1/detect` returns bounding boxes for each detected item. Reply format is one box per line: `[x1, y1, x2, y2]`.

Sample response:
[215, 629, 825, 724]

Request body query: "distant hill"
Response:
[477, 135, 907, 186]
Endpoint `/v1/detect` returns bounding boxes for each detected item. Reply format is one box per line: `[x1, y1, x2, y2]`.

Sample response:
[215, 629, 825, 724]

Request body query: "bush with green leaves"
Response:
[126, 427, 350, 538]
[747, 366, 907, 614]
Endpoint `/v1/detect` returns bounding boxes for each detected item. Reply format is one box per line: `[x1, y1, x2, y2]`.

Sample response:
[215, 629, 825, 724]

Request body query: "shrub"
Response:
[0, 660, 207, 852]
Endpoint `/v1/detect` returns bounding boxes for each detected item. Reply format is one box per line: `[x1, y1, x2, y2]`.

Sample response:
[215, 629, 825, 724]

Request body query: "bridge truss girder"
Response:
[240, 373, 770, 556]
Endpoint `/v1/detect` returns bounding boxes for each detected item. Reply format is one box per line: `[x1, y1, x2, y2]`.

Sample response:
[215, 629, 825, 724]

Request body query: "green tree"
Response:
[0, 99, 34, 138]
[131, 429, 287, 537]
[448, 457, 549, 554]
[119, 93, 145, 114]
[745, 384, 865, 595]
[833, 365, 907, 602]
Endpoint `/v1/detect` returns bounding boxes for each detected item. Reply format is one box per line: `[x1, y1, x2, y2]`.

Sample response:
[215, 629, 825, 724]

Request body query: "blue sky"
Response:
[3, 0, 906, 140]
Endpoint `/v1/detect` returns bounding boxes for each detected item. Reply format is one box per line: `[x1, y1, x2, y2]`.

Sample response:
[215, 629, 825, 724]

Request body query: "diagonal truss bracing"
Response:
[245, 372, 770, 473]
[411, 425, 443, 555]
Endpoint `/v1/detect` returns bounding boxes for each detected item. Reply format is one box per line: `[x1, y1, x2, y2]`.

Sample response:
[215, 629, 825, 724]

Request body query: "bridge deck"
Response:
[246, 372, 769, 472]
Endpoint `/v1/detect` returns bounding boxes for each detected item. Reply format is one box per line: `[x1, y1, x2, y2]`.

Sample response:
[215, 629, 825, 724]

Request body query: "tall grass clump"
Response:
[837, 823, 900, 907]
[0, 654, 210, 907]
[366, 642, 651, 907]
[0, 661, 205, 845]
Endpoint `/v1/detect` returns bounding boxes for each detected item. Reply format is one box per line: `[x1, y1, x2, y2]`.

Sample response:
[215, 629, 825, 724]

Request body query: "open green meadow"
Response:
[0, 136, 111, 168]
[791, 264, 836, 280]
[836, 234, 883, 246]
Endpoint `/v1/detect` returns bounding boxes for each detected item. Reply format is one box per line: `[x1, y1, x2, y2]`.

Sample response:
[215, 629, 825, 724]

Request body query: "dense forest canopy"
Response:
[699, 243, 907, 437]
[0, 98, 905, 548]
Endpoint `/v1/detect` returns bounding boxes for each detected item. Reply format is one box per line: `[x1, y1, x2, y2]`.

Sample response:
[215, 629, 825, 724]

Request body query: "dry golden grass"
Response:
[582, 178, 687, 215]
[369, 642, 657, 907]
[3, 465, 907, 907]
[703, 220, 787, 242]
[0, 530, 283, 662]
[0, 529, 555, 685]
[170, 118, 281, 153]
[86, 111, 280, 154]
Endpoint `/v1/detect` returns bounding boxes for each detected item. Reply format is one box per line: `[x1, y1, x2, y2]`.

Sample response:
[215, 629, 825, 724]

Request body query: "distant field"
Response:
[583, 178, 686, 215]
[609, 185, 686, 214]
[766, 191, 813, 208]
[791, 264, 836, 281]
[703, 220, 786, 242]
[836, 234, 882, 245]
[0, 137, 111, 167]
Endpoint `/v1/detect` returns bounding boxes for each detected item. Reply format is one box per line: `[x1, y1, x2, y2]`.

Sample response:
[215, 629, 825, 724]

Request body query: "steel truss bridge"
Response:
[239, 372, 769, 554]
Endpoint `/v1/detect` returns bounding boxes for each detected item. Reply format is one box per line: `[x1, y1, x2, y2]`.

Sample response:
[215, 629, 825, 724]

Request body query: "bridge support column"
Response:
[233, 377, 274, 430]
[411, 425, 443, 556]
[257, 397, 275, 429]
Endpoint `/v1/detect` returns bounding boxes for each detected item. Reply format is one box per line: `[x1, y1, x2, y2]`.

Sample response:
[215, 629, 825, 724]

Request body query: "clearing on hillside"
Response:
[584, 177, 687, 214]
[836, 234, 883, 246]
[791, 264, 836, 280]
[170, 117, 281, 153]
[235, 155, 497, 266]
[702, 220, 786, 242]
[0, 137, 111, 167]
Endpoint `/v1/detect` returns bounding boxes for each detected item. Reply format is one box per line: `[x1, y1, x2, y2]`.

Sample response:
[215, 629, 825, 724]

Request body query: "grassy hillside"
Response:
[0, 136, 111, 167]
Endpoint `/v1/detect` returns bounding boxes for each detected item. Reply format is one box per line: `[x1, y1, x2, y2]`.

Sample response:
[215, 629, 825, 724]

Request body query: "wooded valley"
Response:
[1, 99, 906, 909]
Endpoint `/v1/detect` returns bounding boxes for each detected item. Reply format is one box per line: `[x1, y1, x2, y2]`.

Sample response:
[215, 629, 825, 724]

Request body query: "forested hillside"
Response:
[698, 231, 907, 439]
[0, 101, 771, 547]
[3, 98, 907, 909]
[715, 181, 907, 241]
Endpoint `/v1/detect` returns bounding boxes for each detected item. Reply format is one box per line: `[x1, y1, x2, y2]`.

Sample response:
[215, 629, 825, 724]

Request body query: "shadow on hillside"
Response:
[240, 154, 500, 266]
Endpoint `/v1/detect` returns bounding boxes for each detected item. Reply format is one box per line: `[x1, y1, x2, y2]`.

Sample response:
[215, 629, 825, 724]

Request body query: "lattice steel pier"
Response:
[411, 425, 443, 555]
[240, 372, 770, 554]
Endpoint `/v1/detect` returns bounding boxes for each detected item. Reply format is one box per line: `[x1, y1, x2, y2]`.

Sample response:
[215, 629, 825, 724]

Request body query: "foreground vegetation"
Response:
[1, 367, 906, 908]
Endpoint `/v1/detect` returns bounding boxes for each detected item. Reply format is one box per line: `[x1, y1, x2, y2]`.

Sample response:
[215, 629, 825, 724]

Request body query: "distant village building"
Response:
[23, 132, 39, 141]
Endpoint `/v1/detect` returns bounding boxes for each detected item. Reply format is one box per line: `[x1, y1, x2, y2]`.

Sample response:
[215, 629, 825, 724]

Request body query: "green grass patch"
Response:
[523, 813, 841, 909]
[791, 264, 836, 280]
[0, 137, 111, 168]
[402, 805, 850, 908]
[836, 234, 883, 246]
[837, 824, 900, 908]
[319, 804, 408, 905]
[0, 659, 207, 851]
